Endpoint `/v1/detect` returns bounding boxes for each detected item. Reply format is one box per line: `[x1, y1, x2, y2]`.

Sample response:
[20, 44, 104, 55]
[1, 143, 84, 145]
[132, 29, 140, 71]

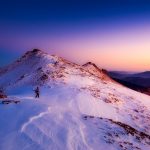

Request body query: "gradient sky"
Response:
[0, 0, 150, 71]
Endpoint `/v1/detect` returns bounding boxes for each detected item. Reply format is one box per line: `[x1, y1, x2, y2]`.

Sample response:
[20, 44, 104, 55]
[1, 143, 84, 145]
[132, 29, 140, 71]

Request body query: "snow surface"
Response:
[0, 49, 150, 150]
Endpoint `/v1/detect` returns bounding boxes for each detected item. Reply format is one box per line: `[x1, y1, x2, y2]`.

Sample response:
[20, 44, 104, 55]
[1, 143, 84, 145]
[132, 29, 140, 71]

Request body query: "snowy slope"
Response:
[82, 62, 112, 81]
[0, 49, 150, 150]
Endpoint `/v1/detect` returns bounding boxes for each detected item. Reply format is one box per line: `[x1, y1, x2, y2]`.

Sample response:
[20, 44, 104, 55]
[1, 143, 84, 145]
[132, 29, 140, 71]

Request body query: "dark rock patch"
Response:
[1, 100, 20, 104]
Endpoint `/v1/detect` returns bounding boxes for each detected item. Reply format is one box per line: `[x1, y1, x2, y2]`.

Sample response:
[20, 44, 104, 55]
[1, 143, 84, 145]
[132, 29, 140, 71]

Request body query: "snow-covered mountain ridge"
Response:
[0, 49, 150, 150]
[0, 49, 114, 92]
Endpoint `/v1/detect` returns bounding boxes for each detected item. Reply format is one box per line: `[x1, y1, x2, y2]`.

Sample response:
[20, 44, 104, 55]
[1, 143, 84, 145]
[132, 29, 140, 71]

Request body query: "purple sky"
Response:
[0, 0, 150, 71]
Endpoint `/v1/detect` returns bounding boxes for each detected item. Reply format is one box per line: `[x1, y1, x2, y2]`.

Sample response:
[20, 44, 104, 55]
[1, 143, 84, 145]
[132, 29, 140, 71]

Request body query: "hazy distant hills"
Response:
[109, 71, 150, 96]
[132, 71, 150, 78]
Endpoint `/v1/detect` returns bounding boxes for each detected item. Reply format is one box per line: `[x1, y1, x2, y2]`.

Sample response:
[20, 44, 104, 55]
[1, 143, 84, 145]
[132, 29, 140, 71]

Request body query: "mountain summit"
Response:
[83, 62, 112, 81]
[0, 49, 150, 150]
[0, 49, 114, 91]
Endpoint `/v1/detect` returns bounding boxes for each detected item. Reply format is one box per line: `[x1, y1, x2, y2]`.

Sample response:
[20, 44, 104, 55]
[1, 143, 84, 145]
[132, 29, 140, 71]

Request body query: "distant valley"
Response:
[109, 71, 150, 96]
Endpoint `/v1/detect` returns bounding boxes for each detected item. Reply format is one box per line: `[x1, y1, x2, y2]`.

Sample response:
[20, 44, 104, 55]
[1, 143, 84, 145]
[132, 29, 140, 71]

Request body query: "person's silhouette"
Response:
[34, 87, 40, 98]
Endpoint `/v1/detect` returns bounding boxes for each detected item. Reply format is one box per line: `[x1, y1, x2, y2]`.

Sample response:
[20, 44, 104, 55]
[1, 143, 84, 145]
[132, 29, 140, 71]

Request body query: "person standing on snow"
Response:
[34, 86, 40, 98]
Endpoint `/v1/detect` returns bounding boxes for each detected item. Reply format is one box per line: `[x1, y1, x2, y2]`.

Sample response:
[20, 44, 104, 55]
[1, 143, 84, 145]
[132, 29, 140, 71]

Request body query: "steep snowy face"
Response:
[0, 49, 67, 90]
[82, 62, 112, 81]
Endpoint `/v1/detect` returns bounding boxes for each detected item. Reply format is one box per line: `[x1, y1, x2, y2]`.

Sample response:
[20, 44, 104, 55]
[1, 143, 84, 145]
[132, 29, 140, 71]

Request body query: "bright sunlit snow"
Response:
[0, 49, 150, 150]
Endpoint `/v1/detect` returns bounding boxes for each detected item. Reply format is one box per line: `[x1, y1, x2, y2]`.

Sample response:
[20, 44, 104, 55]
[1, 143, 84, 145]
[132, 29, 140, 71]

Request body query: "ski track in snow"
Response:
[78, 122, 93, 150]
[20, 96, 94, 150]
[21, 107, 51, 133]
[68, 101, 93, 150]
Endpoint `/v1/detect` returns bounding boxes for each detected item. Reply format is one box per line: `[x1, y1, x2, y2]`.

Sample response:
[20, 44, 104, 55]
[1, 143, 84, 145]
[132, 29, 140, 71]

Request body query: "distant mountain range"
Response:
[109, 71, 150, 96]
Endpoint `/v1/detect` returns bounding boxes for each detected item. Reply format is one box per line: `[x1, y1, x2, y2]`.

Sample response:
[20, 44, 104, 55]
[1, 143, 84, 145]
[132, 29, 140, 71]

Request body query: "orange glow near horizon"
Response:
[1, 21, 150, 72]
[52, 25, 150, 72]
